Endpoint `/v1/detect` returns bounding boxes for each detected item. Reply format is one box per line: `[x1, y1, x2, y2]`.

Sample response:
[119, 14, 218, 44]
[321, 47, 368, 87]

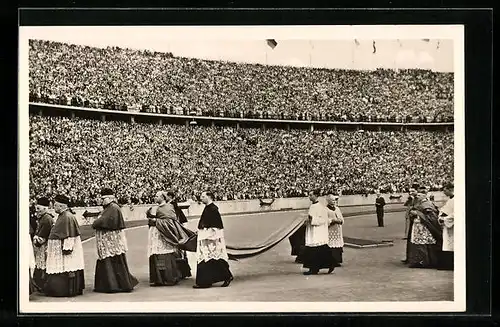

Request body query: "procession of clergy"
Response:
[27, 182, 454, 298]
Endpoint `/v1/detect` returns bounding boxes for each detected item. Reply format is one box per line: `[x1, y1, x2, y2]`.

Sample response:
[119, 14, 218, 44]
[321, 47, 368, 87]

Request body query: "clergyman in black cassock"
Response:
[32, 197, 54, 291]
[193, 191, 233, 288]
[44, 195, 85, 297]
[288, 223, 306, 263]
[172, 198, 192, 278]
[92, 188, 139, 293]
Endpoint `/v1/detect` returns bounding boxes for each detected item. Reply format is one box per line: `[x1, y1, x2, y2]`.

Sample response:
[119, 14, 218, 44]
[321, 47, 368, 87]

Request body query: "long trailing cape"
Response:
[148, 203, 197, 252]
[177, 205, 308, 260]
[48, 209, 81, 240]
[225, 214, 307, 260]
[155, 219, 197, 252]
[92, 201, 126, 231]
[172, 200, 188, 224]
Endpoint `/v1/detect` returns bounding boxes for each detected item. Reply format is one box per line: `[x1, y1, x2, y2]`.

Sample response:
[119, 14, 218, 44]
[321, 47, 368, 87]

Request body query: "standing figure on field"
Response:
[288, 222, 306, 264]
[405, 187, 442, 269]
[193, 191, 233, 288]
[32, 197, 54, 291]
[29, 231, 36, 296]
[147, 191, 183, 286]
[171, 197, 192, 279]
[326, 193, 344, 267]
[403, 187, 418, 240]
[92, 188, 139, 293]
[375, 192, 386, 227]
[44, 195, 85, 297]
[302, 189, 335, 275]
[438, 182, 454, 271]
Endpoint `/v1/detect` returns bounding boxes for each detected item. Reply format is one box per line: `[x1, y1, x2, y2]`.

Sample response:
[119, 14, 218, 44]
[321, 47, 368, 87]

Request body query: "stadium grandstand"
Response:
[29, 39, 454, 123]
[28, 38, 454, 207]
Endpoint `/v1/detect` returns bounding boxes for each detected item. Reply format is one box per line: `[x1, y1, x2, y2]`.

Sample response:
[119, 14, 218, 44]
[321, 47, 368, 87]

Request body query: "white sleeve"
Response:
[443, 217, 454, 228]
[311, 206, 328, 226]
[327, 210, 334, 224]
[439, 199, 454, 218]
[336, 209, 344, 224]
[62, 237, 76, 251]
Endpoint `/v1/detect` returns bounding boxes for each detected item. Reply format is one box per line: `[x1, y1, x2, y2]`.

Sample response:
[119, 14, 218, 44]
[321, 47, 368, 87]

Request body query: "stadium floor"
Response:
[30, 210, 453, 303]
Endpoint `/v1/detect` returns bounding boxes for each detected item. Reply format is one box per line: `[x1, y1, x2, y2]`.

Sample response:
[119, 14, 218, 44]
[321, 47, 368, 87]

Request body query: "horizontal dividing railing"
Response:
[29, 102, 454, 127]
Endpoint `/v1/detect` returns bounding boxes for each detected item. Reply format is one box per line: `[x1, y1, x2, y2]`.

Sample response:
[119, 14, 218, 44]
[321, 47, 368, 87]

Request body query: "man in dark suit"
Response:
[375, 192, 386, 227]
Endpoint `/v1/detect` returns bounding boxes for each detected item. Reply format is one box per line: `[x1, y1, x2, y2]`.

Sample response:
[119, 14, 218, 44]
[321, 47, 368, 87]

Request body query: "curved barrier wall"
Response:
[62, 191, 447, 226]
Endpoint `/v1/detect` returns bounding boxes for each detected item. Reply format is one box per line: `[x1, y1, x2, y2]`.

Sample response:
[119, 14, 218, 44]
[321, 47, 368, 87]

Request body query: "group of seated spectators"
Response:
[29, 39, 454, 123]
[29, 114, 454, 207]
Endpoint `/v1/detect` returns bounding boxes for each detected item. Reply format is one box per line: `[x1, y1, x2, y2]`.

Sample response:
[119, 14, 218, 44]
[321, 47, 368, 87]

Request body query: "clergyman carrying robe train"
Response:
[143, 189, 313, 287]
[29, 189, 329, 295]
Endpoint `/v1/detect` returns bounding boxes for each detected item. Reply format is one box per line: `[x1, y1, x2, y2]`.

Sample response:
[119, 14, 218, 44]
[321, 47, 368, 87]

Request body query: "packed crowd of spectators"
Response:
[29, 114, 454, 207]
[29, 39, 454, 123]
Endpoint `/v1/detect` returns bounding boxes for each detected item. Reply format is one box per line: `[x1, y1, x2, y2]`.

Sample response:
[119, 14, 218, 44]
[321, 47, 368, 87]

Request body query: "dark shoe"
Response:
[221, 277, 233, 287]
[437, 266, 454, 271]
[294, 257, 303, 264]
[409, 262, 425, 268]
[193, 284, 211, 289]
[165, 281, 179, 286]
[303, 270, 318, 276]
[401, 259, 408, 264]
[327, 267, 335, 274]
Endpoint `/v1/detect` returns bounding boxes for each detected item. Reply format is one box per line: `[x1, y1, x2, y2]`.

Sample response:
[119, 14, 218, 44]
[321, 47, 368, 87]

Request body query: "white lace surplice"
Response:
[46, 236, 85, 274]
[196, 228, 229, 264]
[95, 229, 128, 260]
[410, 219, 437, 245]
[327, 207, 344, 248]
[33, 242, 48, 269]
[147, 226, 175, 257]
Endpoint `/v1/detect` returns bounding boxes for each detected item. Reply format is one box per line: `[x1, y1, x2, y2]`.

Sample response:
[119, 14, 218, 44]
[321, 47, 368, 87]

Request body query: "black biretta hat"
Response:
[101, 188, 114, 196]
[36, 197, 50, 207]
[54, 194, 70, 205]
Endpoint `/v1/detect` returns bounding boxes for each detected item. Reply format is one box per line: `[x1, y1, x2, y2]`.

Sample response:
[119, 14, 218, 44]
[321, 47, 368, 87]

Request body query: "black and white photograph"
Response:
[18, 23, 465, 313]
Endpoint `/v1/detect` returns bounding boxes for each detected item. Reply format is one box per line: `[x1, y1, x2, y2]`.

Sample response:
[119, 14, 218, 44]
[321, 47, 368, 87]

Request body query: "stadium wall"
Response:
[29, 103, 454, 131]
[71, 191, 447, 226]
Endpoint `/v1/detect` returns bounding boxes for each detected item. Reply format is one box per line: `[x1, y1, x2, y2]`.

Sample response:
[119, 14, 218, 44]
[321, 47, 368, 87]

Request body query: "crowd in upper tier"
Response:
[29, 39, 454, 123]
[29, 115, 454, 207]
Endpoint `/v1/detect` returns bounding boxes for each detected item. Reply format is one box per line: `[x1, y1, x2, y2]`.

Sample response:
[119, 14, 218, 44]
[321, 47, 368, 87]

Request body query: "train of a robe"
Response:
[178, 213, 308, 261]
